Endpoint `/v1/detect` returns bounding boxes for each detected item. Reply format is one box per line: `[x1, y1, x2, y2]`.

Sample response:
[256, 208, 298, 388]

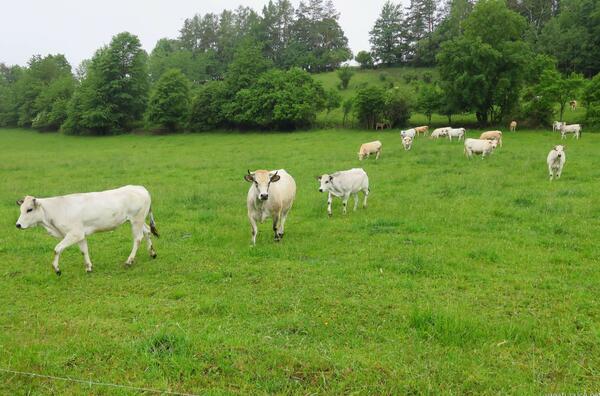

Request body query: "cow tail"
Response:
[149, 208, 160, 238]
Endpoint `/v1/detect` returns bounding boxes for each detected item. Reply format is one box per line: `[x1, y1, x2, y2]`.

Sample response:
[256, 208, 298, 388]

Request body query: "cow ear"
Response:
[270, 173, 281, 183]
[33, 198, 38, 207]
[244, 174, 254, 183]
[329, 176, 334, 182]
[16, 198, 24, 206]
[316, 175, 321, 181]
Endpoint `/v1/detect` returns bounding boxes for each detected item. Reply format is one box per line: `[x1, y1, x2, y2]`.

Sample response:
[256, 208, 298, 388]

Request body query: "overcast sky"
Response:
[0, 0, 401, 68]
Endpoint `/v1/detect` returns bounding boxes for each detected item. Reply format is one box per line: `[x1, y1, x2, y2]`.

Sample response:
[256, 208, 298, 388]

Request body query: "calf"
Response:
[15, 185, 158, 275]
[402, 136, 413, 151]
[317, 168, 369, 217]
[547, 145, 566, 180]
[245, 169, 296, 245]
[358, 140, 382, 161]
[479, 130, 503, 147]
[447, 128, 466, 141]
[560, 124, 581, 140]
[464, 138, 498, 159]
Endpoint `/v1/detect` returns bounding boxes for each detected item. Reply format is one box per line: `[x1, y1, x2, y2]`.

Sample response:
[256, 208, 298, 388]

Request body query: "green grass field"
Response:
[1, 127, 600, 394]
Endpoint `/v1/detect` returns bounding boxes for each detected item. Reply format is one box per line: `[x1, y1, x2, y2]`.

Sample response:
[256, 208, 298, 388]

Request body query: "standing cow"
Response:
[510, 121, 517, 132]
[358, 140, 382, 161]
[447, 128, 466, 141]
[15, 185, 159, 275]
[430, 127, 449, 139]
[317, 168, 369, 217]
[479, 130, 503, 147]
[401, 128, 416, 139]
[547, 145, 566, 180]
[560, 124, 581, 140]
[402, 136, 413, 151]
[245, 169, 296, 245]
[415, 126, 429, 137]
[464, 138, 498, 159]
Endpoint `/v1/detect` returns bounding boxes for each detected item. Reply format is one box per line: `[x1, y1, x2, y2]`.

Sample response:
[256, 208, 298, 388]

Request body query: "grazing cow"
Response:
[553, 121, 566, 132]
[570, 100, 577, 111]
[510, 121, 517, 132]
[245, 169, 296, 245]
[464, 138, 498, 159]
[401, 128, 416, 139]
[560, 124, 581, 140]
[15, 185, 158, 275]
[415, 126, 429, 136]
[317, 168, 369, 217]
[375, 122, 390, 130]
[358, 140, 382, 161]
[402, 136, 413, 151]
[547, 145, 566, 180]
[447, 127, 466, 141]
[430, 127, 450, 139]
[479, 130, 503, 147]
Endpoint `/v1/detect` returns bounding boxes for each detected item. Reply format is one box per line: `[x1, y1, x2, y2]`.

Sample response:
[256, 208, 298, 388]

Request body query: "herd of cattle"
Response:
[14, 120, 582, 275]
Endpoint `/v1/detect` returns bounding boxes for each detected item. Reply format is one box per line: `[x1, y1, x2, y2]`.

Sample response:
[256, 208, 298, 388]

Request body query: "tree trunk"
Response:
[559, 103, 565, 122]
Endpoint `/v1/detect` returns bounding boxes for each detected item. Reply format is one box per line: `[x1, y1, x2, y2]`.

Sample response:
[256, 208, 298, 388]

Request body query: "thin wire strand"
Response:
[0, 368, 200, 396]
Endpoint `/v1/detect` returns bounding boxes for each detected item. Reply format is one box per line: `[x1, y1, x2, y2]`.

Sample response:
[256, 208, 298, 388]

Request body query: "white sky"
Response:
[0, 0, 402, 68]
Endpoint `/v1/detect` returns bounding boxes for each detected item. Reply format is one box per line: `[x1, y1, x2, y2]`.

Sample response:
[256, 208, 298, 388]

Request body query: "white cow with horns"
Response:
[245, 169, 296, 245]
[15, 185, 159, 275]
[317, 168, 369, 217]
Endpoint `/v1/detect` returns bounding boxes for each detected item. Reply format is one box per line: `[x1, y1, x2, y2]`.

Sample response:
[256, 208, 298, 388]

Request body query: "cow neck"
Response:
[38, 201, 60, 235]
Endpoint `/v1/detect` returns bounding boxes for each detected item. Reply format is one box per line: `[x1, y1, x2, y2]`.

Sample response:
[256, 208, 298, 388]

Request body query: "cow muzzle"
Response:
[319, 188, 323, 193]
[16, 223, 22, 229]
[259, 193, 269, 201]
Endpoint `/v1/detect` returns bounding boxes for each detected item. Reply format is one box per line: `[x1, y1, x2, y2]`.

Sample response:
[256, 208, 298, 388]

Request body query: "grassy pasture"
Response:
[1, 127, 600, 394]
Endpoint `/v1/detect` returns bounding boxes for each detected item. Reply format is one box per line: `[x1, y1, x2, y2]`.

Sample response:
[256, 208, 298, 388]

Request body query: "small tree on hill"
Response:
[537, 68, 584, 122]
[337, 66, 354, 90]
[355, 51, 374, 69]
[354, 85, 386, 129]
[146, 69, 191, 132]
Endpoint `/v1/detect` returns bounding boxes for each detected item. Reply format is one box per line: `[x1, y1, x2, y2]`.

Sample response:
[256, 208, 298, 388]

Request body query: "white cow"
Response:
[358, 140, 382, 161]
[317, 168, 369, 217]
[547, 145, 566, 180]
[464, 138, 498, 159]
[245, 169, 296, 245]
[430, 127, 449, 139]
[479, 130, 503, 147]
[400, 128, 416, 139]
[402, 136, 413, 151]
[15, 185, 158, 275]
[447, 128, 466, 141]
[560, 124, 581, 139]
[553, 121, 565, 132]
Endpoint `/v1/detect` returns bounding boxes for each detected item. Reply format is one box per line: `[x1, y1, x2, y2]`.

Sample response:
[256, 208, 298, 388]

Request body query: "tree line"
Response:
[0, 0, 599, 134]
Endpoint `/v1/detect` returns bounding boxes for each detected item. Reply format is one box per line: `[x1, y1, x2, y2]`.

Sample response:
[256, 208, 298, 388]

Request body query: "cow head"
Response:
[16, 196, 41, 229]
[245, 170, 280, 201]
[554, 145, 565, 158]
[317, 174, 334, 193]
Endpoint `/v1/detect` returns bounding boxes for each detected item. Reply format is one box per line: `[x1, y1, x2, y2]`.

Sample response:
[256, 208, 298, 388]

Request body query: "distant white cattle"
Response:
[447, 128, 466, 141]
[358, 140, 382, 161]
[15, 185, 159, 275]
[553, 121, 565, 132]
[401, 128, 416, 139]
[317, 168, 369, 217]
[510, 121, 517, 132]
[464, 138, 498, 159]
[430, 127, 449, 139]
[415, 126, 429, 136]
[245, 169, 296, 245]
[560, 124, 581, 139]
[402, 136, 413, 151]
[479, 130, 503, 147]
[547, 145, 566, 180]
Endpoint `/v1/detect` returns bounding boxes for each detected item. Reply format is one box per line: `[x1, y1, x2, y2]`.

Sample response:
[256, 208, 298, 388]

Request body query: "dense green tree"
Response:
[62, 32, 149, 134]
[384, 88, 413, 127]
[417, 83, 442, 123]
[0, 64, 23, 126]
[148, 38, 217, 83]
[437, 0, 531, 125]
[261, 0, 296, 66]
[31, 75, 75, 130]
[324, 88, 341, 113]
[342, 97, 353, 126]
[355, 51, 374, 69]
[370, 1, 407, 66]
[406, 0, 441, 64]
[189, 81, 228, 131]
[337, 66, 354, 89]
[583, 72, 600, 126]
[537, 68, 585, 121]
[354, 86, 386, 129]
[506, 0, 560, 41]
[536, 0, 600, 77]
[145, 69, 191, 131]
[225, 40, 273, 94]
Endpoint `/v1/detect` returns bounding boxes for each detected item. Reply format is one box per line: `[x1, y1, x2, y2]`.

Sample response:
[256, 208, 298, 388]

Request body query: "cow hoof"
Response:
[150, 252, 157, 259]
[55, 270, 62, 276]
[124, 261, 133, 267]
[86, 270, 92, 274]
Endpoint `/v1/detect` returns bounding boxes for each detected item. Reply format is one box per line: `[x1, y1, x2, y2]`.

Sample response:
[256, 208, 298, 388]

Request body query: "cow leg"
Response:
[78, 239, 93, 273]
[549, 165, 554, 180]
[272, 211, 281, 241]
[125, 221, 144, 266]
[327, 193, 333, 217]
[362, 188, 369, 208]
[52, 232, 84, 276]
[353, 192, 359, 211]
[249, 216, 258, 246]
[277, 210, 289, 240]
[143, 224, 157, 258]
[375, 149, 381, 160]
[342, 194, 350, 214]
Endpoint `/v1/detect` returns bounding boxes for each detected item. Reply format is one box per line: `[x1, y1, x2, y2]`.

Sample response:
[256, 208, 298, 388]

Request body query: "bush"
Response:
[355, 51, 374, 69]
[325, 89, 342, 114]
[189, 81, 227, 131]
[379, 72, 388, 82]
[354, 85, 386, 129]
[403, 72, 419, 84]
[145, 69, 191, 132]
[422, 71, 434, 83]
[337, 66, 355, 90]
[384, 88, 412, 127]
